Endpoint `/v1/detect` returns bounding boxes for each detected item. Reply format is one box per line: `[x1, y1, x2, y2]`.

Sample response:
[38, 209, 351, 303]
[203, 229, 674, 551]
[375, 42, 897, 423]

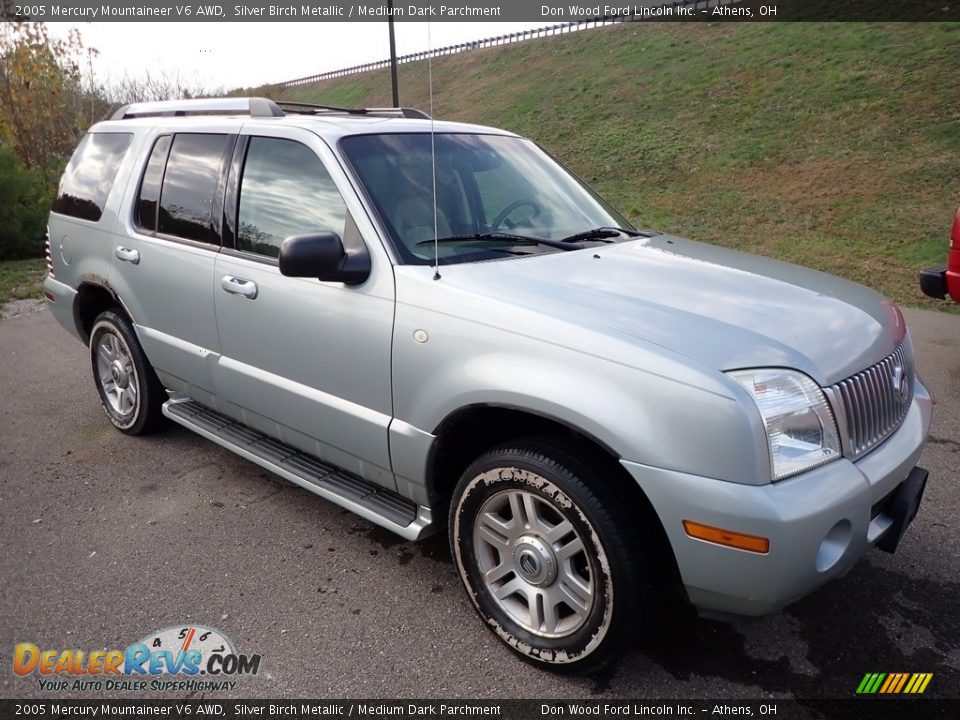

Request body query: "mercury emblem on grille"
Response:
[891, 365, 909, 402]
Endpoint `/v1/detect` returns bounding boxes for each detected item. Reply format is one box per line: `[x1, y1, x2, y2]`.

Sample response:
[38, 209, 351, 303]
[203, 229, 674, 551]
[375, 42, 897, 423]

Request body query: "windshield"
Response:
[339, 133, 633, 265]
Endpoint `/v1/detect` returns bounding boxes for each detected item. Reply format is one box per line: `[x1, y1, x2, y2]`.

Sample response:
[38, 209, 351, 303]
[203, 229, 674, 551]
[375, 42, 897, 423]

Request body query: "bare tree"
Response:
[104, 70, 226, 106]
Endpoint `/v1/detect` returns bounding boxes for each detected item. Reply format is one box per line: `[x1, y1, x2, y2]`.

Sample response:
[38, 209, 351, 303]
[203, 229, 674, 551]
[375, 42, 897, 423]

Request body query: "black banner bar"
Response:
[2, 0, 960, 23]
[0, 699, 957, 720]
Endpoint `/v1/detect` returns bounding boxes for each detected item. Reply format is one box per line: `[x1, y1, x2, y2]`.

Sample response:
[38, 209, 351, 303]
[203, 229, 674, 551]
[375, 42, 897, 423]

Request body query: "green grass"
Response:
[283, 22, 960, 310]
[0, 258, 45, 314]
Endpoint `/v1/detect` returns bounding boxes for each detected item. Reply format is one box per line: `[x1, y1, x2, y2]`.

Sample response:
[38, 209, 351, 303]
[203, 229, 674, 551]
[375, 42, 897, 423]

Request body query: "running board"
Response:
[162, 398, 433, 540]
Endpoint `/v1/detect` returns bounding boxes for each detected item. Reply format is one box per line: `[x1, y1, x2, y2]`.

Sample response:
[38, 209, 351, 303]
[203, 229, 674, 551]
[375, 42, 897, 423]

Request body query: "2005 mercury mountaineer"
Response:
[43, 97, 933, 671]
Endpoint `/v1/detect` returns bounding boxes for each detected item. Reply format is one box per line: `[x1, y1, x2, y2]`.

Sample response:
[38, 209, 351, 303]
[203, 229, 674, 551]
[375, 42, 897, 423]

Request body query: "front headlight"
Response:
[727, 369, 841, 481]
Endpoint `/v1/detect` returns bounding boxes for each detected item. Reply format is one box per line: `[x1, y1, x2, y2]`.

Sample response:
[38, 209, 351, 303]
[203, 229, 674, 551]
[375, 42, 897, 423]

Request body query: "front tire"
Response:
[89, 310, 166, 435]
[449, 440, 646, 672]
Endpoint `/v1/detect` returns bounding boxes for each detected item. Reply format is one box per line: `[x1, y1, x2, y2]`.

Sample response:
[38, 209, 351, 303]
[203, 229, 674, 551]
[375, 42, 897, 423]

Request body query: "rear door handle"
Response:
[221, 275, 258, 300]
[115, 246, 140, 264]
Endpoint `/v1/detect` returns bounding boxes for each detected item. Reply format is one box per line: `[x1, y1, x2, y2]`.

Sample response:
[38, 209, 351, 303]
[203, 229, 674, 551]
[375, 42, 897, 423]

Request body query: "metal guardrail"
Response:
[270, 1, 720, 91]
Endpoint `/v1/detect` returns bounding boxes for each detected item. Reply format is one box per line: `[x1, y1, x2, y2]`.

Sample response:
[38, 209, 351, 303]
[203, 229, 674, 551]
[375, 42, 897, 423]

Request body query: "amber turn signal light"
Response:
[682, 520, 770, 554]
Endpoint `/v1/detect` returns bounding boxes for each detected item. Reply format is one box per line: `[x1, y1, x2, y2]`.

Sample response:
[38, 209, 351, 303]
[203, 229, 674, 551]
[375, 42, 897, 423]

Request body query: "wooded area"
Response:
[0, 18, 220, 260]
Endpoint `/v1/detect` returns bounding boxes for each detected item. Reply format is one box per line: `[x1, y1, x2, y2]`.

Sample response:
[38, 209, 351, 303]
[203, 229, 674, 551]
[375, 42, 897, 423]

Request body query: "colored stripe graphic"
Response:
[894, 673, 909, 693]
[879, 674, 894, 693]
[857, 673, 878, 694]
[857, 672, 932, 694]
[881, 673, 903, 693]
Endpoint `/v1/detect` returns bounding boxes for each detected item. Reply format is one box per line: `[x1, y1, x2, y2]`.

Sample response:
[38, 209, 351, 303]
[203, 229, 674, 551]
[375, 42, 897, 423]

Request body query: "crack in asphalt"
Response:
[247, 485, 290, 506]
[927, 435, 960, 453]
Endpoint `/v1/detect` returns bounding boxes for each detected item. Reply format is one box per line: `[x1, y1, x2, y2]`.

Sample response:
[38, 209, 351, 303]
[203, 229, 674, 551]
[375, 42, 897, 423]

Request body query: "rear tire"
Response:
[449, 439, 647, 673]
[89, 310, 166, 435]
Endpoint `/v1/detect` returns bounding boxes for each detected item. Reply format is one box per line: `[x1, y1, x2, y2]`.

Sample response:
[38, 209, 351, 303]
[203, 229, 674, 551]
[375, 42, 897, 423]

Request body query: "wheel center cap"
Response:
[111, 361, 129, 388]
[513, 536, 557, 587]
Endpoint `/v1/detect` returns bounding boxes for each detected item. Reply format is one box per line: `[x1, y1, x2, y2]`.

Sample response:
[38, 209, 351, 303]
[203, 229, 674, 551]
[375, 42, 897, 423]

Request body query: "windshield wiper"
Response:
[559, 226, 643, 243]
[415, 232, 578, 251]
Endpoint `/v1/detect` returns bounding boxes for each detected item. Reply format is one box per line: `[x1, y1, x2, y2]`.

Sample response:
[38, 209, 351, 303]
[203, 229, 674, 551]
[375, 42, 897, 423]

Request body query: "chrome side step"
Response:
[162, 398, 433, 540]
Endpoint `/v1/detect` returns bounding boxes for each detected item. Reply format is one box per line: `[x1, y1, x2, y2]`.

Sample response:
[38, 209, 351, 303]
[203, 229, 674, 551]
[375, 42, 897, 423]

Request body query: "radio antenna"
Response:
[427, 21, 440, 281]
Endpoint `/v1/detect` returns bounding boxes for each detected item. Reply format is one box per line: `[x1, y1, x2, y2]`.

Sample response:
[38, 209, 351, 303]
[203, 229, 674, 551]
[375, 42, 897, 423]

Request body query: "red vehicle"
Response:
[920, 205, 960, 302]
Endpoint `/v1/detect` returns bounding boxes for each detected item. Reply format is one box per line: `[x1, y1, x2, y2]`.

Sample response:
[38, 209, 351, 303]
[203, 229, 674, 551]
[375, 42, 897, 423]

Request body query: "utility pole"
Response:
[387, 0, 399, 107]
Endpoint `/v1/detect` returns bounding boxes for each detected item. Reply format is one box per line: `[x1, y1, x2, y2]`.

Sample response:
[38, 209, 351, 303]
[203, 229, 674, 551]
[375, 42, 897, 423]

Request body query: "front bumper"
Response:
[919, 264, 948, 299]
[920, 261, 960, 303]
[621, 378, 933, 616]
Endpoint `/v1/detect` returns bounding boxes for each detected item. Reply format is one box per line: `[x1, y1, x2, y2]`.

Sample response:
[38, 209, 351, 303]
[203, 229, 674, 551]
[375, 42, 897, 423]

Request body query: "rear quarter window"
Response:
[135, 135, 172, 232]
[52, 133, 133, 222]
[157, 133, 229, 244]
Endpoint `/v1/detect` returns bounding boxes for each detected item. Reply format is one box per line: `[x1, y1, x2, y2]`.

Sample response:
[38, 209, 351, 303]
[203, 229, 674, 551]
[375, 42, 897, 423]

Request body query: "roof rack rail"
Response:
[110, 97, 284, 120]
[109, 97, 432, 122]
[274, 100, 431, 120]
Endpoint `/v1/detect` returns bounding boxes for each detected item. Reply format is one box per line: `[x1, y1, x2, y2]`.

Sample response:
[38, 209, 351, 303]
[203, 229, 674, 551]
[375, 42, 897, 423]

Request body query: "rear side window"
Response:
[158, 133, 228, 244]
[135, 135, 172, 232]
[52, 133, 132, 222]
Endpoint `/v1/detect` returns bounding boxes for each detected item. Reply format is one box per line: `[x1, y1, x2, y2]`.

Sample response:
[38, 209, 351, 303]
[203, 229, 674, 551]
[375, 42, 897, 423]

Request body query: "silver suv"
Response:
[43, 97, 933, 671]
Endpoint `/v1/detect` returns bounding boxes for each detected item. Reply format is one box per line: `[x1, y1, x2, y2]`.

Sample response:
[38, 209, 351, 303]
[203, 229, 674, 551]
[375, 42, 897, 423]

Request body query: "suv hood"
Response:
[443, 235, 904, 386]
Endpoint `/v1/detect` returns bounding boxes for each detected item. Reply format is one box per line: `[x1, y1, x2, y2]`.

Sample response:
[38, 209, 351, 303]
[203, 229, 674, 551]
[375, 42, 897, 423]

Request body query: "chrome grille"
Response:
[831, 337, 914, 459]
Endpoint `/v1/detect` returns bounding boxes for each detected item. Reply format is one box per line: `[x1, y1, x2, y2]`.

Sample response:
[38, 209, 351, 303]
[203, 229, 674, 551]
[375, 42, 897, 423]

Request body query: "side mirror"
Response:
[278, 232, 370, 285]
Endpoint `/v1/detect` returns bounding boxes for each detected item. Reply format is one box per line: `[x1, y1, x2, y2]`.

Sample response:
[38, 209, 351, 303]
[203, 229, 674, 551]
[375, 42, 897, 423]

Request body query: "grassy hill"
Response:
[279, 22, 960, 310]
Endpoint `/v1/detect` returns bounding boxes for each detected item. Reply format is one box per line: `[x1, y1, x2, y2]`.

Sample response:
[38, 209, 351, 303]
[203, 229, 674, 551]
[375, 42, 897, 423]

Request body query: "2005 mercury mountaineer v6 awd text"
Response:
[42, 97, 933, 671]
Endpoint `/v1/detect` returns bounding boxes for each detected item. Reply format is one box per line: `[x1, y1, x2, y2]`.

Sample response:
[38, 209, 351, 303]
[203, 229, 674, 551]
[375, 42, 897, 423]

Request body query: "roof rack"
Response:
[110, 97, 284, 120]
[110, 97, 431, 121]
[274, 100, 431, 120]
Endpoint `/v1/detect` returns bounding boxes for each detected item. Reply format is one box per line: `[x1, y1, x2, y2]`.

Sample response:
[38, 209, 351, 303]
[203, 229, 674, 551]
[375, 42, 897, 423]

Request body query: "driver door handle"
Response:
[115, 246, 140, 264]
[221, 275, 258, 300]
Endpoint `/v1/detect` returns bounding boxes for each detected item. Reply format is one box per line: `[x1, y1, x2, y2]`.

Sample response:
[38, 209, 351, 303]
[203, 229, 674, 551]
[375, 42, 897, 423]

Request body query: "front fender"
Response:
[391, 297, 770, 489]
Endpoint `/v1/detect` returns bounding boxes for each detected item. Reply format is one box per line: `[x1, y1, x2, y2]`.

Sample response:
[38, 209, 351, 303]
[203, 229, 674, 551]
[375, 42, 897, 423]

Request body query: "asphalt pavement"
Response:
[1, 305, 957, 700]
